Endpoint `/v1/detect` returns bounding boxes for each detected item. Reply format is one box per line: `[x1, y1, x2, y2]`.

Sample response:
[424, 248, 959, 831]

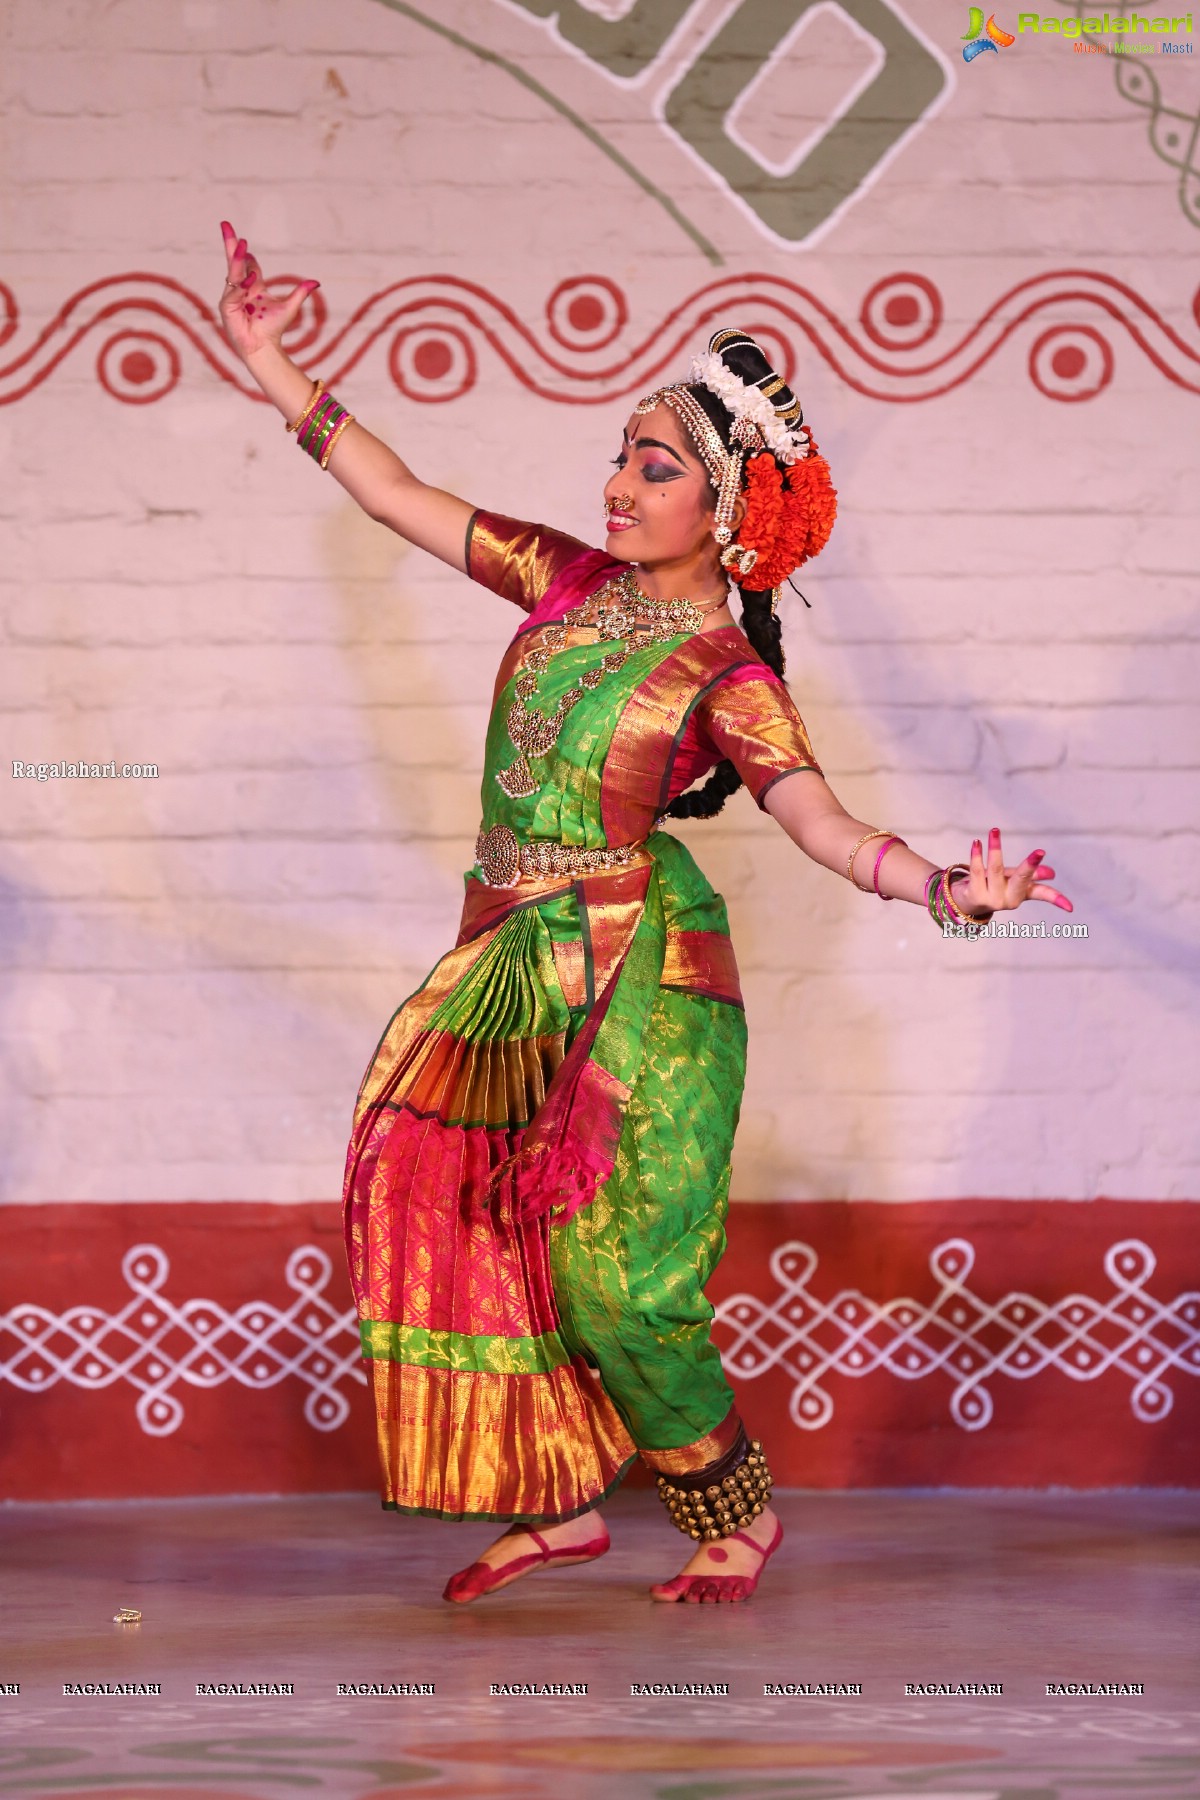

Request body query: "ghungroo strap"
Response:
[655, 1430, 773, 1540]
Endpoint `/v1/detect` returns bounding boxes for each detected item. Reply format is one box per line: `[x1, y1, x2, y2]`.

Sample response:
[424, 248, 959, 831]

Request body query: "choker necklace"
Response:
[496, 570, 728, 800]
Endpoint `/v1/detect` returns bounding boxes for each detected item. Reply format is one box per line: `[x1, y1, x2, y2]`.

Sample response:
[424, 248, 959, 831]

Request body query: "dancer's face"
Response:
[603, 405, 729, 572]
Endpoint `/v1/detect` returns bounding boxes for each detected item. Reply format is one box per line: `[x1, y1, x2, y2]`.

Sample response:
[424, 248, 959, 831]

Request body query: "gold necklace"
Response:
[495, 569, 728, 800]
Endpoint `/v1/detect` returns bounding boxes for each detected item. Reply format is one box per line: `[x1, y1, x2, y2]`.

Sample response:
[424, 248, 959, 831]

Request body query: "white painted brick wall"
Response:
[1, 0, 1196, 1202]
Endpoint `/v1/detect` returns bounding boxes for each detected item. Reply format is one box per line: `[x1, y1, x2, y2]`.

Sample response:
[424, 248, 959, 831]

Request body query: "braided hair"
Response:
[665, 335, 803, 823]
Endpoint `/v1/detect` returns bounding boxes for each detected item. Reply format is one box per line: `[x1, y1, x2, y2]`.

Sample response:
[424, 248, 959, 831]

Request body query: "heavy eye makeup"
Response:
[610, 452, 683, 484]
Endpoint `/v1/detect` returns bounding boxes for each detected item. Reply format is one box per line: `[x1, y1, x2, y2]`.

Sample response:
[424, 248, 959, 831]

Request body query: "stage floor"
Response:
[0, 1488, 1196, 1799]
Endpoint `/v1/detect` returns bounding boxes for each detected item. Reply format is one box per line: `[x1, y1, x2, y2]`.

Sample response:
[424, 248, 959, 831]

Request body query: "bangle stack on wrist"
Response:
[926, 864, 992, 938]
[285, 376, 356, 470]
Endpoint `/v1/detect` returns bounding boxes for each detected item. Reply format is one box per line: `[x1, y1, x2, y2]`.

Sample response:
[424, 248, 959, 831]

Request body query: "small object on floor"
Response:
[112, 1607, 142, 1625]
[649, 1518, 784, 1604]
[443, 1526, 610, 1604]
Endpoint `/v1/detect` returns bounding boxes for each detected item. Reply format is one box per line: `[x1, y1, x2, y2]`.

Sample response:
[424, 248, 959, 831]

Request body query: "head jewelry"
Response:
[636, 327, 836, 601]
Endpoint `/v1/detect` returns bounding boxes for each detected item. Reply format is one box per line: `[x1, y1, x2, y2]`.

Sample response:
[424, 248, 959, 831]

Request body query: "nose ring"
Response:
[606, 494, 634, 514]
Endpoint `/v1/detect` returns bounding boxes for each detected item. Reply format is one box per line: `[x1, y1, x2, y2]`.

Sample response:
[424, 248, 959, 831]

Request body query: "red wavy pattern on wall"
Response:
[1, 271, 1198, 408]
[1, 1200, 1196, 1500]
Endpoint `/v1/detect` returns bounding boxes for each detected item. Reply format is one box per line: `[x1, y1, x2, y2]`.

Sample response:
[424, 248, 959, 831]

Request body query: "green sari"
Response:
[342, 512, 822, 1522]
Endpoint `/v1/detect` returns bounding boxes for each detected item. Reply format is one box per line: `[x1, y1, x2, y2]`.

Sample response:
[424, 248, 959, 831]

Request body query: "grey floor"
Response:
[0, 1488, 1197, 1799]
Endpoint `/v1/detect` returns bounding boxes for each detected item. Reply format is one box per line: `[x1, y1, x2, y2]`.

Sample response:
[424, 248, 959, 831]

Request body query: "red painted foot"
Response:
[443, 1525, 610, 1604]
[649, 1518, 783, 1604]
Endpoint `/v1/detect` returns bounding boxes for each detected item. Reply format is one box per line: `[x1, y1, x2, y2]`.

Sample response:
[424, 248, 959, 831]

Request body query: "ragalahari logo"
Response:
[962, 8, 1017, 57]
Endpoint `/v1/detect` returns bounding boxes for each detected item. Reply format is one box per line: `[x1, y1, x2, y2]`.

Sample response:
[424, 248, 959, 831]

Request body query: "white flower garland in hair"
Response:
[689, 350, 810, 463]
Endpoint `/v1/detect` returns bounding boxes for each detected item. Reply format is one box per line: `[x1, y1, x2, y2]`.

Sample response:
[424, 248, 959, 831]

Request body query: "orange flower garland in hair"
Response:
[736, 444, 838, 593]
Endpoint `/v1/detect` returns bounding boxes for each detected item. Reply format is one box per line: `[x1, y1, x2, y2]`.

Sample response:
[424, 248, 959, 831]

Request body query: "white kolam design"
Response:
[0, 1243, 365, 1436]
[3, 1236, 1197, 1437]
[714, 1237, 1200, 1432]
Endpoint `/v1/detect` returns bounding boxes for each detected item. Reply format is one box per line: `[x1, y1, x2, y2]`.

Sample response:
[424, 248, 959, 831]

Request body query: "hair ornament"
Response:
[688, 349, 811, 464]
[737, 446, 836, 591]
[720, 542, 759, 579]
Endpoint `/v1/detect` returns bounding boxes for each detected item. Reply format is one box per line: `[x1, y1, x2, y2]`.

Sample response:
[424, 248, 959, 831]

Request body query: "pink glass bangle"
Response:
[872, 835, 904, 900]
[298, 394, 340, 456]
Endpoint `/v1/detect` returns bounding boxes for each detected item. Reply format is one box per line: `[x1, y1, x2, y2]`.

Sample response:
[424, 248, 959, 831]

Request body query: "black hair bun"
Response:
[707, 327, 803, 432]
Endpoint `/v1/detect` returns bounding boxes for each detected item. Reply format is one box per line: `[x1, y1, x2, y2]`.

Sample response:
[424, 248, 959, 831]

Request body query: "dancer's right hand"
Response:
[218, 220, 319, 363]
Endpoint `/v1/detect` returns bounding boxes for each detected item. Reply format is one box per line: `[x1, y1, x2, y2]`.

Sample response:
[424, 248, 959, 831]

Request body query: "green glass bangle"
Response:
[309, 412, 345, 463]
[926, 869, 946, 925]
[299, 395, 339, 455]
[304, 406, 349, 466]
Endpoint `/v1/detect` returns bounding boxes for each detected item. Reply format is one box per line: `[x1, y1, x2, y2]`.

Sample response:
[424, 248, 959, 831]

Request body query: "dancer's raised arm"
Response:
[217, 222, 473, 572]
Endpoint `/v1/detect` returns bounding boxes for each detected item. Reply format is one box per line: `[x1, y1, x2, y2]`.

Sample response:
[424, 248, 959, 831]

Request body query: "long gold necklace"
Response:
[495, 568, 727, 800]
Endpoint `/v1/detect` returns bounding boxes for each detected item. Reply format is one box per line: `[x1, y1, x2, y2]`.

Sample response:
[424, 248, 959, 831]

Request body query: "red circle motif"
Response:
[388, 325, 476, 403]
[884, 294, 919, 327]
[1050, 345, 1085, 380]
[120, 350, 156, 385]
[545, 277, 627, 352]
[567, 293, 604, 333]
[413, 337, 453, 381]
[860, 274, 943, 351]
[96, 330, 182, 404]
[1029, 325, 1113, 402]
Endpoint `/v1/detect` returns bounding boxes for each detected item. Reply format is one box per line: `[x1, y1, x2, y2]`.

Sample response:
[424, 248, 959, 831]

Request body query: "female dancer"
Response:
[218, 223, 1073, 1605]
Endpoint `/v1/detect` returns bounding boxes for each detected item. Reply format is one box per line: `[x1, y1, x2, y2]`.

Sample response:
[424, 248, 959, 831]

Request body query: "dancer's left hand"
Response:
[950, 827, 1073, 918]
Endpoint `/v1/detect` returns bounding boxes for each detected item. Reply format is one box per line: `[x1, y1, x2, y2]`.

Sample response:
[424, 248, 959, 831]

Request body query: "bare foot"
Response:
[649, 1504, 783, 1604]
[443, 1509, 610, 1603]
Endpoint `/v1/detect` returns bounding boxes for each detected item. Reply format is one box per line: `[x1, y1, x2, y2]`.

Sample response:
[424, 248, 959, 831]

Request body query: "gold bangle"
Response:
[943, 863, 990, 925]
[846, 828, 898, 893]
[318, 411, 355, 470]
[286, 376, 324, 435]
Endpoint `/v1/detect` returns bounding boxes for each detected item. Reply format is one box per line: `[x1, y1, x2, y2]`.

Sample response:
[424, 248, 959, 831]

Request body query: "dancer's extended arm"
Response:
[217, 223, 472, 571]
[764, 768, 1073, 919]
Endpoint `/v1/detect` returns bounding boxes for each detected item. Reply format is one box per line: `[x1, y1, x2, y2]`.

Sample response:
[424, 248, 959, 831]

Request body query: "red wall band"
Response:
[2, 1199, 1195, 1501]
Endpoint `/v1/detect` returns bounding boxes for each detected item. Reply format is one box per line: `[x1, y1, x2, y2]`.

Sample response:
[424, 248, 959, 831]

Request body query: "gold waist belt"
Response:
[475, 823, 645, 888]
